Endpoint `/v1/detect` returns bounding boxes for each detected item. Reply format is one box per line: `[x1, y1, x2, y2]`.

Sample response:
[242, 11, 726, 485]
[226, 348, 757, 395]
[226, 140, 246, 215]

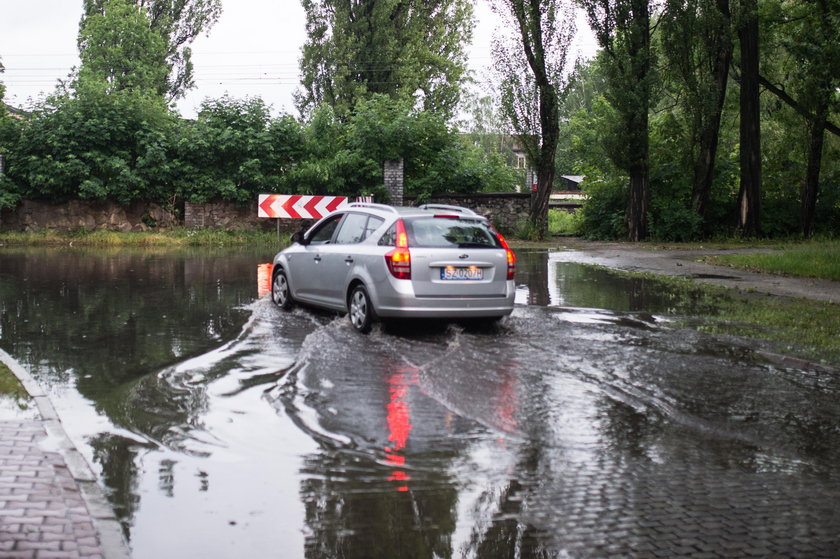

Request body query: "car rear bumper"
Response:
[374, 282, 516, 318]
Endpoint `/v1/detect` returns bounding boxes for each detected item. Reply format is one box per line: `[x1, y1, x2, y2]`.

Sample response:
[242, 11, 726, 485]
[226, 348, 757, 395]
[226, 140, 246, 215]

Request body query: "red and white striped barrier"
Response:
[258, 194, 349, 219]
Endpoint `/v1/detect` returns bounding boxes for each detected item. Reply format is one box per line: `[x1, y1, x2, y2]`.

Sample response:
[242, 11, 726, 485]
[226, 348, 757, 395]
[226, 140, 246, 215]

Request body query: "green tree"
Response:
[286, 97, 517, 200]
[296, 0, 473, 120]
[555, 58, 610, 178]
[579, 0, 655, 241]
[492, 0, 576, 238]
[459, 93, 527, 189]
[77, 0, 170, 96]
[735, 0, 762, 236]
[761, 0, 840, 237]
[83, 0, 222, 100]
[661, 0, 733, 229]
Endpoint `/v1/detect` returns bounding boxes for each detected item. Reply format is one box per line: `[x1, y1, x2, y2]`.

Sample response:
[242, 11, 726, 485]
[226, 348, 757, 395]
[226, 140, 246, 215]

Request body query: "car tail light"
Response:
[385, 219, 411, 279]
[494, 231, 516, 280]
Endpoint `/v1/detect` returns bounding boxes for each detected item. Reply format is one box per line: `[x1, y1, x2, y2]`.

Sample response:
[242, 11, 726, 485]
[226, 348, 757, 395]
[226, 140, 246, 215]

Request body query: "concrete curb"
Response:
[0, 347, 131, 559]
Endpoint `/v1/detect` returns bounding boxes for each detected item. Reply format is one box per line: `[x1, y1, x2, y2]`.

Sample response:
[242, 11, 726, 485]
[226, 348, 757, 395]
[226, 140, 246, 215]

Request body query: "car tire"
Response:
[348, 284, 375, 334]
[271, 269, 294, 310]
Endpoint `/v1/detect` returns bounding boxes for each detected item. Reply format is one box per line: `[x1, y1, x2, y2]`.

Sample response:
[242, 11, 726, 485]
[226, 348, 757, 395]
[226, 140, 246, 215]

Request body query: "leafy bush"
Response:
[647, 203, 703, 241]
[8, 87, 173, 204]
[173, 96, 304, 203]
[577, 176, 627, 239]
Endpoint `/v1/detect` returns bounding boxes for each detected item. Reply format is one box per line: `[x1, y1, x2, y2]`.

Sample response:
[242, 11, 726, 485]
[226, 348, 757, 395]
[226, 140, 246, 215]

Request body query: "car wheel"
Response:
[271, 269, 293, 310]
[348, 284, 375, 333]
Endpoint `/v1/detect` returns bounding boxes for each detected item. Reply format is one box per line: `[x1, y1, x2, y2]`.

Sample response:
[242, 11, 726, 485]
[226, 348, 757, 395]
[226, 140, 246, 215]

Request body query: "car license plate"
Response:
[441, 266, 483, 280]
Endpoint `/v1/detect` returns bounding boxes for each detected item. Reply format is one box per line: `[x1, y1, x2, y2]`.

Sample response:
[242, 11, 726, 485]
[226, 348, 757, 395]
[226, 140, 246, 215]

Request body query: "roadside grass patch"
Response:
[548, 209, 582, 236]
[610, 270, 840, 366]
[703, 295, 840, 365]
[0, 362, 31, 410]
[701, 240, 840, 281]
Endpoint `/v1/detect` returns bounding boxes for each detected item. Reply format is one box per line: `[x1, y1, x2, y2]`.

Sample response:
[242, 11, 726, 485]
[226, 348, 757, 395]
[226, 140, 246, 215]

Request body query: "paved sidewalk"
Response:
[0, 350, 129, 559]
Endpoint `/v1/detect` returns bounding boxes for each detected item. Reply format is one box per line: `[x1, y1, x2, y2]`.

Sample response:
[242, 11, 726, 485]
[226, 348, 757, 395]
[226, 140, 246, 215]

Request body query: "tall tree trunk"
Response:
[737, 0, 761, 236]
[529, 81, 559, 238]
[531, 161, 556, 237]
[802, 105, 827, 238]
[691, 0, 732, 224]
[627, 163, 649, 242]
[625, 0, 650, 242]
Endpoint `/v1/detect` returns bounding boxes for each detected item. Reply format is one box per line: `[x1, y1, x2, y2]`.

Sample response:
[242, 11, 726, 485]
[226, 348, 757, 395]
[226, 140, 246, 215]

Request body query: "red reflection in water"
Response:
[496, 364, 519, 434]
[257, 263, 273, 298]
[385, 370, 415, 492]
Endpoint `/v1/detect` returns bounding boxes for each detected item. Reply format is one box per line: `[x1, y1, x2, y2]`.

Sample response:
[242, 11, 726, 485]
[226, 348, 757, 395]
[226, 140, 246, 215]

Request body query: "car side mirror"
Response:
[291, 231, 305, 245]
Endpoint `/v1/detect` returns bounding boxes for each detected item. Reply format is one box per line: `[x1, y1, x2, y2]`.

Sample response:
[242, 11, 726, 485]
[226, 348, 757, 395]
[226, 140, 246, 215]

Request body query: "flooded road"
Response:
[1, 248, 838, 557]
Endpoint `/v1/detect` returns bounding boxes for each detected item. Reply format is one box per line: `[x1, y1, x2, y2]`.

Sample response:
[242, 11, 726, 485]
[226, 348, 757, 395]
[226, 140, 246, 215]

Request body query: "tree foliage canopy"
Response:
[82, 0, 222, 100]
[78, 0, 171, 96]
[296, 0, 473, 120]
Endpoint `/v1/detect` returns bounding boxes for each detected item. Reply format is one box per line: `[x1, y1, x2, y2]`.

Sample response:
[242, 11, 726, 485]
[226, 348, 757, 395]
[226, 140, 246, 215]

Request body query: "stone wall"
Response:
[0, 193, 532, 234]
[0, 200, 178, 233]
[183, 201, 314, 233]
[404, 192, 531, 234]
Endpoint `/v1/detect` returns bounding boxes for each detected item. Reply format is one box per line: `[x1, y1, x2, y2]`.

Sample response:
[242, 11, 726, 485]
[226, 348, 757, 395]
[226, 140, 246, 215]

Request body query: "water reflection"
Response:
[268, 320, 562, 558]
[517, 250, 727, 315]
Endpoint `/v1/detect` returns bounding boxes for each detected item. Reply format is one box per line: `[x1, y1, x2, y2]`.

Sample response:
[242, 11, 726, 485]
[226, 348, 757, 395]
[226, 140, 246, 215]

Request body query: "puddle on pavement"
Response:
[1, 247, 837, 558]
[516, 250, 729, 316]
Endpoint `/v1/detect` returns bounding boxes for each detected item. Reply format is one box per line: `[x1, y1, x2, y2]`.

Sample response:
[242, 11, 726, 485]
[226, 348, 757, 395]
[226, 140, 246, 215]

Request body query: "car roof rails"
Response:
[417, 203, 479, 217]
[348, 202, 400, 214]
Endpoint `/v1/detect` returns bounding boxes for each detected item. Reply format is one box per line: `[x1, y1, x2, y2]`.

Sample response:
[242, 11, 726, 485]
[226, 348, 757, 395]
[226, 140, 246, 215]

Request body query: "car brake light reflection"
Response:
[257, 263, 273, 297]
[385, 369, 416, 492]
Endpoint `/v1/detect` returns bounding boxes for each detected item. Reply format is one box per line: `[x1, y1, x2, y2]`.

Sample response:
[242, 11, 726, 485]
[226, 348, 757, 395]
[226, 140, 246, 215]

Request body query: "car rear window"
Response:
[405, 217, 501, 248]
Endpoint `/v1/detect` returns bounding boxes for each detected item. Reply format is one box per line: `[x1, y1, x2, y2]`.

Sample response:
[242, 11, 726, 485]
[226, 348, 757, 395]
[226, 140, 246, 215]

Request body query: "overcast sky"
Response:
[0, 1, 595, 118]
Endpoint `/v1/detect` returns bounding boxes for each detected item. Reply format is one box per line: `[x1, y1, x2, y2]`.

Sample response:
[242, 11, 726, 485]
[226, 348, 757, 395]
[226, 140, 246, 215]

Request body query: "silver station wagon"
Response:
[270, 203, 516, 332]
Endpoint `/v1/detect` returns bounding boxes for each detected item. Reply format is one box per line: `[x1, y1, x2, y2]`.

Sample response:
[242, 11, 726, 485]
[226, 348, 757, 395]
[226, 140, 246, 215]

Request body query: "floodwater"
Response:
[1, 248, 838, 558]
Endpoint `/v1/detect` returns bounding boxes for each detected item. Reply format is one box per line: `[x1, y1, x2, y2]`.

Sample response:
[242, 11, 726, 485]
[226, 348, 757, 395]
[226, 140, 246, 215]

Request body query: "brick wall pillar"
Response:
[384, 159, 404, 205]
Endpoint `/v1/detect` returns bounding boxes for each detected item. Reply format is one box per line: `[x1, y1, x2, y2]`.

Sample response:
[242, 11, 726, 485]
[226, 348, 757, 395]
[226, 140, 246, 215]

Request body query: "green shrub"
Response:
[577, 177, 627, 239]
[648, 203, 702, 242]
[548, 209, 582, 236]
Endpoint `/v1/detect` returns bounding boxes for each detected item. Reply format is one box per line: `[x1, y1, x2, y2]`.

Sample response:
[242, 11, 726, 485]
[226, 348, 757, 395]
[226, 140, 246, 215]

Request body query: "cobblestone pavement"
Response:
[0, 351, 128, 559]
[0, 421, 106, 559]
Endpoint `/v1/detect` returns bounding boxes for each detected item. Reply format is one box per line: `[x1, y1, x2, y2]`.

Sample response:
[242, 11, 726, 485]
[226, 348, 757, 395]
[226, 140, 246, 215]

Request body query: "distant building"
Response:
[558, 175, 584, 191]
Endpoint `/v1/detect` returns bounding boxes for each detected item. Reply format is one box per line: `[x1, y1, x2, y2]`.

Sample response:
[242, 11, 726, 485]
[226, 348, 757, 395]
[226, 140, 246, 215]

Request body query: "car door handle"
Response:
[313, 255, 322, 263]
[344, 257, 354, 264]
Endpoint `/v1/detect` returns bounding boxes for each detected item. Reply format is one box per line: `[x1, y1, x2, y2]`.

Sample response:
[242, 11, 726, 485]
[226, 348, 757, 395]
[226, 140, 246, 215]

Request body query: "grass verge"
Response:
[0, 228, 288, 247]
[704, 295, 840, 365]
[613, 270, 840, 365]
[0, 361, 31, 408]
[548, 209, 582, 236]
[702, 240, 840, 281]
